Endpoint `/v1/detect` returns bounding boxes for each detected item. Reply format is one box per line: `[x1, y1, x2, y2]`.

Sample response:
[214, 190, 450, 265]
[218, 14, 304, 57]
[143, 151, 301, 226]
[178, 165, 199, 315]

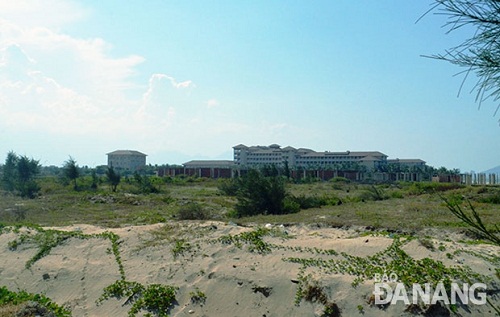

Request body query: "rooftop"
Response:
[107, 150, 147, 156]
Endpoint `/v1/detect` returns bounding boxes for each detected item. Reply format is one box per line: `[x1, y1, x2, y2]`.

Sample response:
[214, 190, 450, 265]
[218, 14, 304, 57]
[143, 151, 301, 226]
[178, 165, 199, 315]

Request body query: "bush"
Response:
[217, 178, 240, 196]
[358, 185, 388, 201]
[133, 173, 159, 194]
[390, 190, 404, 199]
[235, 169, 288, 217]
[177, 202, 210, 220]
[330, 176, 350, 183]
[407, 182, 463, 195]
[477, 190, 500, 204]
[283, 197, 301, 213]
[289, 194, 340, 209]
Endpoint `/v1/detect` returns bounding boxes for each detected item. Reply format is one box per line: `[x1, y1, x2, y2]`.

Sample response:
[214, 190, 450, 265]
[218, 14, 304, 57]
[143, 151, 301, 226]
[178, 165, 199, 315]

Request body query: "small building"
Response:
[183, 160, 235, 178]
[107, 150, 147, 171]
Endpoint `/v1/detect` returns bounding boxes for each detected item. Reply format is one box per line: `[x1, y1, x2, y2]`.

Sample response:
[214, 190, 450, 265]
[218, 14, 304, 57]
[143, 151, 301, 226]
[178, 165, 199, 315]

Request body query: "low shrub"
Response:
[0, 286, 70, 317]
[358, 185, 388, 201]
[177, 202, 210, 220]
[407, 182, 464, 195]
[217, 178, 240, 196]
[288, 194, 341, 210]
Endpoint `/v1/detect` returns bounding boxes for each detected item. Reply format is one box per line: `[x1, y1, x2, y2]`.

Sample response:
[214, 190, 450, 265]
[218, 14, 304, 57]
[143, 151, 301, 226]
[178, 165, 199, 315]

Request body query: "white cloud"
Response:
[0, 1, 318, 165]
[0, 0, 90, 29]
[207, 98, 219, 109]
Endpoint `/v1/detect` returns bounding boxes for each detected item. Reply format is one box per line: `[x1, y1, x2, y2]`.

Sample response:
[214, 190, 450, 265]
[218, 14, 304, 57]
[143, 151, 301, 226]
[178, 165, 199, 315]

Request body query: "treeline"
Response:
[1, 152, 41, 198]
[0, 152, 162, 198]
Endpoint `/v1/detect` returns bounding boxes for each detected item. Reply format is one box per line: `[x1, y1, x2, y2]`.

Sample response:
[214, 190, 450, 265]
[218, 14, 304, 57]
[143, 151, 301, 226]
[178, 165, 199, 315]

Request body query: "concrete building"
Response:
[233, 144, 389, 170]
[107, 150, 147, 171]
[183, 160, 235, 178]
[387, 158, 426, 169]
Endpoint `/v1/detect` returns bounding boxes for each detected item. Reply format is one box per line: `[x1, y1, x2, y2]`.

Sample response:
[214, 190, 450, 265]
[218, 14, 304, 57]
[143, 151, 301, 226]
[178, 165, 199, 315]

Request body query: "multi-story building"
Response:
[386, 158, 426, 169]
[233, 144, 390, 170]
[107, 150, 147, 171]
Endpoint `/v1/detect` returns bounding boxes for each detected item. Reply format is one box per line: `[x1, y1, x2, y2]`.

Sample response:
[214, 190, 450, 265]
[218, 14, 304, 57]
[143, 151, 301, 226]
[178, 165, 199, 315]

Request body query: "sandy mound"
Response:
[0, 222, 498, 317]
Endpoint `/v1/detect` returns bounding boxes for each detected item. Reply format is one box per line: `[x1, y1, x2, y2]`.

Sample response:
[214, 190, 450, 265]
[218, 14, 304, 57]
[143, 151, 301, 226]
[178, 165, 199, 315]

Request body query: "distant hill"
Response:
[482, 165, 500, 174]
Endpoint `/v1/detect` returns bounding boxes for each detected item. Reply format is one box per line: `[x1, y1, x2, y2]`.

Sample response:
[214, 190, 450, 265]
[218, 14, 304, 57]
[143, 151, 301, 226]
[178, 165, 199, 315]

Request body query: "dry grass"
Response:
[0, 303, 22, 317]
[0, 178, 499, 234]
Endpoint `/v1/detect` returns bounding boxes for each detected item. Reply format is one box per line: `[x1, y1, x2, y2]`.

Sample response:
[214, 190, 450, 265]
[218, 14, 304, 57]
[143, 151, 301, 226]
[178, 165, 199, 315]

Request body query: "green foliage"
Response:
[477, 189, 500, 204]
[285, 237, 487, 293]
[289, 194, 341, 210]
[442, 195, 500, 246]
[426, 0, 500, 112]
[356, 304, 364, 314]
[97, 280, 177, 317]
[389, 190, 404, 199]
[216, 227, 278, 254]
[406, 182, 463, 195]
[2, 151, 18, 191]
[133, 173, 159, 194]
[418, 237, 435, 251]
[90, 169, 99, 190]
[171, 239, 193, 259]
[100, 231, 127, 280]
[283, 197, 301, 213]
[359, 185, 388, 201]
[7, 227, 86, 269]
[299, 276, 328, 305]
[176, 202, 210, 220]
[294, 274, 340, 317]
[106, 167, 121, 192]
[98, 280, 144, 303]
[0, 286, 71, 317]
[63, 156, 80, 190]
[217, 178, 239, 196]
[2, 152, 41, 198]
[323, 302, 341, 317]
[189, 288, 206, 304]
[234, 169, 288, 216]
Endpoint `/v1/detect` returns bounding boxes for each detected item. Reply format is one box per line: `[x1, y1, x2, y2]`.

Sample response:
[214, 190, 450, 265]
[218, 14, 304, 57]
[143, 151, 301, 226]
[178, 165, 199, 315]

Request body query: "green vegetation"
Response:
[3, 224, 180, 316]
[97, 280, 178, 317]
[106, 167, 121, 192]
[1, 151, 41, 198]
[441, 195, 500, 246]
[285, 236, 488, 290]
[189, 288, 207, 305]
[233, 169, 289, 216]
[294, 272, 340, 317]
[63, 156, 80, 191]
[0, 286, 71, 317]
[1, 156, 499, 315]
[0, 171, 499, 231]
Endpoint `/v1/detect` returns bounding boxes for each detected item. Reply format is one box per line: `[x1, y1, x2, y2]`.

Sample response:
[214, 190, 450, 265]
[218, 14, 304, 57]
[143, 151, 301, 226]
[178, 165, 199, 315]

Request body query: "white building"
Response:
[107, 150, 147, 171]
[233, 144, 389, 170]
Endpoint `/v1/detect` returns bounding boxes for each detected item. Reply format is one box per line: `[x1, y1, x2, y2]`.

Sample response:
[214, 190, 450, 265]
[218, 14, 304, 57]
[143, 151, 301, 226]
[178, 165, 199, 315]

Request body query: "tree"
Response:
[235, 169, 288, 217]
[106, 167, 121, 192]
[2, 151, 18, 191]
[17, 155, 41, 198]
[90, 169, 98, 190]
[133, 172, 159, 194]
[425, 0, 500, 116]
[63, 156, 80, 190]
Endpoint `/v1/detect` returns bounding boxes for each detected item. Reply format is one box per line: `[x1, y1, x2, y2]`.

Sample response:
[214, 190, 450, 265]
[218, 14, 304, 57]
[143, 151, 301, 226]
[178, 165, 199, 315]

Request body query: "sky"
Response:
[0, 1, 499, 172]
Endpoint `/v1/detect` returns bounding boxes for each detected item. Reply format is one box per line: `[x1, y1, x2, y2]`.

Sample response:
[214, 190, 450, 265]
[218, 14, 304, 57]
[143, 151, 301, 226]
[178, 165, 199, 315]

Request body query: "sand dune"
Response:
[0, 222, 498, 317]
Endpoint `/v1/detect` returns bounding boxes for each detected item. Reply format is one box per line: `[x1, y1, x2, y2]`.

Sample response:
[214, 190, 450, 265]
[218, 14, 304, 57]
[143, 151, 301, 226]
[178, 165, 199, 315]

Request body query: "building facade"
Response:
[233, 144, 391, 170]
[107, 150, 147, 171]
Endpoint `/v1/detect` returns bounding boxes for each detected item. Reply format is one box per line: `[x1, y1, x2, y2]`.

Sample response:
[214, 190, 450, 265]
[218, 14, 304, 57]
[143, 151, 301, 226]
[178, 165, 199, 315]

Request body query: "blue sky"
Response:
[0, 1, 498, 172]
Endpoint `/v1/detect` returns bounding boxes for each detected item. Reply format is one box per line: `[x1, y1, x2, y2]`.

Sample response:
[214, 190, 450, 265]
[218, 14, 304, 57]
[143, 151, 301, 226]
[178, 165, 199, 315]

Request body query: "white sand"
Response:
[0, 222, 498, 317]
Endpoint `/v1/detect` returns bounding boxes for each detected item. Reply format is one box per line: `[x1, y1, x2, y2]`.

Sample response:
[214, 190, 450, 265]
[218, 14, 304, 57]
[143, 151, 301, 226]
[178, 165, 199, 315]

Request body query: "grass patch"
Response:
[0, 286, 71, 317]
[97, 280, 178, 317]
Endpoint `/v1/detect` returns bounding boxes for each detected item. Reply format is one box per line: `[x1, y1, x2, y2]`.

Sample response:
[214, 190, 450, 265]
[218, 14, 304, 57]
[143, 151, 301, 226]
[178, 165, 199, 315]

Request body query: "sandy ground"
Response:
[0, 222, 498, 317]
